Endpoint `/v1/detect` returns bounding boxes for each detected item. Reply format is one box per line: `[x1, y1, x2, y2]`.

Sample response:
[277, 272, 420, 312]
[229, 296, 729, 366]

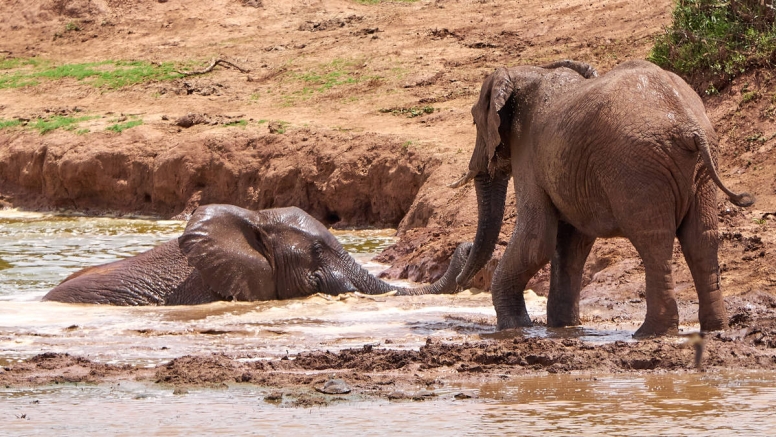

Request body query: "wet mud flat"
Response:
[2, 295, 776, 435]
[3, 290, 776, 394]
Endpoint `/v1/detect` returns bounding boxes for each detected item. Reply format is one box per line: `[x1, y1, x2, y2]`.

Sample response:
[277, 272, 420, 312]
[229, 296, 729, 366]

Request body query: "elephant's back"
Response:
[42, 240, 199, 305]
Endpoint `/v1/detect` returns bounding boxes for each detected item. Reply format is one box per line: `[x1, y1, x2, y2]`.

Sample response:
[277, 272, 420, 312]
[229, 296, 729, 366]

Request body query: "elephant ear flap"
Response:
[471, 67, 515, 175]
[178, 204, 276, 301]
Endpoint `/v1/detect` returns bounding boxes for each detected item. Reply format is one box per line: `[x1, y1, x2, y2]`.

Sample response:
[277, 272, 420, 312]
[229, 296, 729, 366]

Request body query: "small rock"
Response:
[175, 115, 194, 128]
[454, 392, 473, 400]
[387, 390, 408, 400]
[264, 391, 283, 402]
[268, 121, 285, 134]
[412, 390, 436, 400]
[315, 379, 351, 395]
[172, 387, 188, 395]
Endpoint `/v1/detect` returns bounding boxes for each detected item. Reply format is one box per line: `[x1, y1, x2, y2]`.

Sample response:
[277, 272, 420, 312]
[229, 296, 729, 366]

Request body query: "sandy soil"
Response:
[1, 0, 775, 393]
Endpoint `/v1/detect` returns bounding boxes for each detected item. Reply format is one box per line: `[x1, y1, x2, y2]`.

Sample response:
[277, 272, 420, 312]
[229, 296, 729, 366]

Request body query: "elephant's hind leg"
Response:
[547, 222, 596, 327]
[630, 229, 680, 338]
[677, 181, 727, 332]
[492, 195, 558, 330]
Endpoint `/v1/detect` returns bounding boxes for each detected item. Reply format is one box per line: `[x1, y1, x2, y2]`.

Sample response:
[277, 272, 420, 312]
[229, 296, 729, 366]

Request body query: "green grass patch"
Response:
[0, 119, 22, 130]
[294, 59, 361, 93]
[649, 0, 776, 92]
[0, 59, 183, 89]
[106, 119, 143, 133]
[31, 115, 98, 134]
[223, 119, 248, 127]
[379, 106, 436, 117]
[0, 57, 44, 70]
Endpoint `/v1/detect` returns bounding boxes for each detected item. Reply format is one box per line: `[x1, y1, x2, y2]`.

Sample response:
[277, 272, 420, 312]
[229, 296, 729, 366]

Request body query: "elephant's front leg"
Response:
[547, 222, 596, 327]
[492, 195, 558, 330]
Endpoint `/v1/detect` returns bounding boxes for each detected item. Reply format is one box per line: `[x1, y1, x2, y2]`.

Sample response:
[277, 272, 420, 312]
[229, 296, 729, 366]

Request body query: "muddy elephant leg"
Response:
[677, 181, 727, 331]
[492, 194, 558, 330]
[547, 222, 596, 327]
[629, 228, 680, 338]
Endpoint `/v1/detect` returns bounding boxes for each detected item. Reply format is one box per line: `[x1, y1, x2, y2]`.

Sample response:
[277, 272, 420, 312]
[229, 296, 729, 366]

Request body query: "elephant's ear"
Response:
[470, 67, 516, 175]
[178, 204, 277, 301]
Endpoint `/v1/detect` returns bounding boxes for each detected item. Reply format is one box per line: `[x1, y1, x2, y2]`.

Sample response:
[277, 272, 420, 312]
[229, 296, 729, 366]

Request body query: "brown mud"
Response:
[1, 0, 776, 393]
[2, 288, 776, 403]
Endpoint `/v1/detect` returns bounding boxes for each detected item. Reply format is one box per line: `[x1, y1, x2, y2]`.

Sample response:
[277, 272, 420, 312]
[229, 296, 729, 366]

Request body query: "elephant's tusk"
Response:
[448, 170, 476, 188]
[354, 290, 397, 299]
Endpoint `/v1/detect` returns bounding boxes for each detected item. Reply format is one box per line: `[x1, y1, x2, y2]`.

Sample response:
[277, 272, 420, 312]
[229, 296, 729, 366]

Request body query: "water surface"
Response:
[1, 211, 775, 434]
[3, 371, 776, 435]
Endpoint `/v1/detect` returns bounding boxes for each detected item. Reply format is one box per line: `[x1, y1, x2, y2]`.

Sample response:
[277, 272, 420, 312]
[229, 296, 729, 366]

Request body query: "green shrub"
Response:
[649, 0, 776, 93]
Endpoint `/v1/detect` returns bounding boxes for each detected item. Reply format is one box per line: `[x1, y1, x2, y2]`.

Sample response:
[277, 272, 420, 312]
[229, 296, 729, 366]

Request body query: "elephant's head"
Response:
[455, 60, 598, 288]
[178, 204, 350, 300]
[179, 204, 469, 300]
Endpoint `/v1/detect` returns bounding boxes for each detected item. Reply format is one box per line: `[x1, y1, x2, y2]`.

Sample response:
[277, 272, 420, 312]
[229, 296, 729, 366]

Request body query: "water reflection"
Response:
[2, 372, 775, 435]
[0, 211, 186, 300]
[469, 372, 775, 434]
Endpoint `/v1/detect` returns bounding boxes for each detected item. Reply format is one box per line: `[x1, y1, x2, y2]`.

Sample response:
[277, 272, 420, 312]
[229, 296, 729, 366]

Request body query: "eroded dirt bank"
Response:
[0, 127, 436, 227]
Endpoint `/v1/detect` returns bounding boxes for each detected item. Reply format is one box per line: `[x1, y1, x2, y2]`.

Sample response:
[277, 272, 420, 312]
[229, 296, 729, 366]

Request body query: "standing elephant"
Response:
[43, 204, 471, 305]
[453, 59, 753, 338]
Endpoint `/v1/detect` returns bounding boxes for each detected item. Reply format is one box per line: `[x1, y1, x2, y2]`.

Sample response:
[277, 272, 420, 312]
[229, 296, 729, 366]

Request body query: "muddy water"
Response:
[2, 211, 776, 434]
[1, 211, 634, 368]
[4, 372, 776, 435]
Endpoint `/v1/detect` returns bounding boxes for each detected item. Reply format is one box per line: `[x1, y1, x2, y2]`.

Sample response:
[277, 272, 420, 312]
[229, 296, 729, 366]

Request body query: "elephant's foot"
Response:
[546, 312, 581, 328]
[496, 313, 533, 331]
[698, 314, 727, 333]
[633, 320, 679, 339]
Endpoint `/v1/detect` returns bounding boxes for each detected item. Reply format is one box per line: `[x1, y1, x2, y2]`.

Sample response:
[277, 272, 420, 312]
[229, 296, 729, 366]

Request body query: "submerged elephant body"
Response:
[43, 205, 471, 305]
[455, 59, 752, 337]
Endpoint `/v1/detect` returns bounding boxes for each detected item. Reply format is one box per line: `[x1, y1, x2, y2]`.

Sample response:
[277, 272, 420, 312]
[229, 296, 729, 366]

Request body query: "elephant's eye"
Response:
[310, 270, 324, 290]
[311, 241, 324, 256]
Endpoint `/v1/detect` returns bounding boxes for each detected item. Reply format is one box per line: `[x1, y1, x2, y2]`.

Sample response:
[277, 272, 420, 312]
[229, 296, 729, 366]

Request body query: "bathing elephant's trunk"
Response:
[334, 241, 473, 296]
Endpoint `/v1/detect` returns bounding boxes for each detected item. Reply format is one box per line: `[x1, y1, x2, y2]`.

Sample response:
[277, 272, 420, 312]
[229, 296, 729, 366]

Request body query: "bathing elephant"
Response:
[451, 59, 753, 338]
[43, 204, 471, 305]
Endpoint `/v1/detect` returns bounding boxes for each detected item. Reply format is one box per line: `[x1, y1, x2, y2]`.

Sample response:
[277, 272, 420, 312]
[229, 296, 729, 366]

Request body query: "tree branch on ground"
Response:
[177, 58, 251, 76]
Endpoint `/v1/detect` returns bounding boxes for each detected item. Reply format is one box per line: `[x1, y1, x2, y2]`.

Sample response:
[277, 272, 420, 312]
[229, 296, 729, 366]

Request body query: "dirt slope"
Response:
[0, 0, 774, 302]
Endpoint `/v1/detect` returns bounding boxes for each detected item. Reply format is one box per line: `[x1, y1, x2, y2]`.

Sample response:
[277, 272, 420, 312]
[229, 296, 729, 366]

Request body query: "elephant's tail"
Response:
[694, 132, 755, 207]
[542, 60, 598, 79]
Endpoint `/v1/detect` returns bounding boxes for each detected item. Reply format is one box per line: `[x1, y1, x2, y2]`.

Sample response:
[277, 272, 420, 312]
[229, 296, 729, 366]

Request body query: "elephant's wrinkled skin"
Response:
[454, 59, 753, 338]
[43, 205, 471, 305]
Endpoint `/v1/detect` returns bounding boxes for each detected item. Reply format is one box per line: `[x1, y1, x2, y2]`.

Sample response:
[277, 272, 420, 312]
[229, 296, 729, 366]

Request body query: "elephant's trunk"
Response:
[337, 243, 472, 296]
[456, 171, 510, 288]
[394, 242, 472, 296]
